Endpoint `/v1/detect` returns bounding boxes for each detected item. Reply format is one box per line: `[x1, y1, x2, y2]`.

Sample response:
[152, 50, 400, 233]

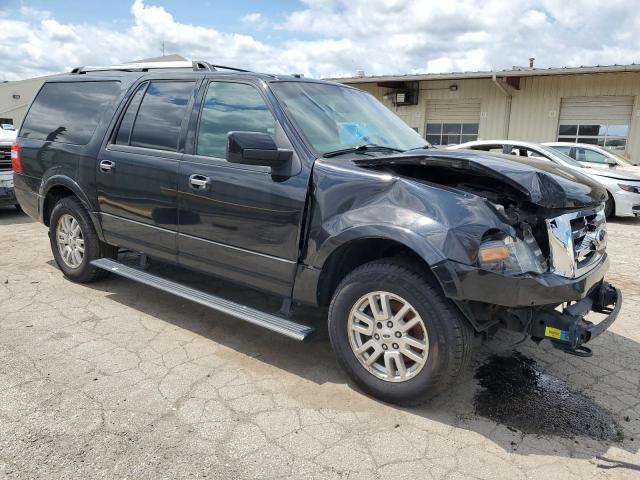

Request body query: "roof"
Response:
[330, 63, 640, 84]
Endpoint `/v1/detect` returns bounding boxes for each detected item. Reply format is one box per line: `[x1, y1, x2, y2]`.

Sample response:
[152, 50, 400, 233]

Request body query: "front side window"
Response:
[21, 81, 121, 145]
[270, 81, 426, 154]
[550, 145, 572, 155]
[425, 123, 478, 146]
[575, 147, 609, 164]
[197, 82, 276, 159]
[128, 81, 195, 151]
[557, 123, 628, 151]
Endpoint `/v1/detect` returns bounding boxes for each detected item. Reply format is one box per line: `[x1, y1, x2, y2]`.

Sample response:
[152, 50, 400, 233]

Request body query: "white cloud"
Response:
[242, 12, 263, 24]
[0, 0, 639, 81]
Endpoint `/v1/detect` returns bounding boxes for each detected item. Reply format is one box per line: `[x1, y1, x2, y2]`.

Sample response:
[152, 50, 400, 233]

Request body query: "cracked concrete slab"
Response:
[1, 206, 639, 479]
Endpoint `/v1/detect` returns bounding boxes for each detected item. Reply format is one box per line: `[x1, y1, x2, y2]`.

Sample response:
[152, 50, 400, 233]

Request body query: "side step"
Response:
[91, 258, 315, 342]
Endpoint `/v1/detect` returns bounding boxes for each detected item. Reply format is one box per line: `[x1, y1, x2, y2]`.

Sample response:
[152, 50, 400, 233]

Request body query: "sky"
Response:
[0, 0, 638, 81]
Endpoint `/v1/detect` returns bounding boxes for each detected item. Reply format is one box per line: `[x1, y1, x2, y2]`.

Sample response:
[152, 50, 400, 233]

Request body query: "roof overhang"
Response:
[329, 64, 640, 84]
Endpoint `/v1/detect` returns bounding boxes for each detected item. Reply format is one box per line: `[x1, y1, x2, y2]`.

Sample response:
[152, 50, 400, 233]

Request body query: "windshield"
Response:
[270, 81, 427, 155]
[609, 150, 636, 166]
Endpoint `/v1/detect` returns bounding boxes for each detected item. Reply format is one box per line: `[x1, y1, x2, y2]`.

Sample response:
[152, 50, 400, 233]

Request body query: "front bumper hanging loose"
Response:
[528, 280, 622, 357]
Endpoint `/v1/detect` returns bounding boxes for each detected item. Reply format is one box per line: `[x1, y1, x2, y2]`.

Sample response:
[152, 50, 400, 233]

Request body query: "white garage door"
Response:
[558, 96, 633, 151]
[425, 99, 481, 146]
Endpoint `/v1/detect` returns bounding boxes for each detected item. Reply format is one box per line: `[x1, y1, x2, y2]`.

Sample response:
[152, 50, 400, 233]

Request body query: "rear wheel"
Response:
[328, 259, 473, 405]
[49, 197, 117, 283]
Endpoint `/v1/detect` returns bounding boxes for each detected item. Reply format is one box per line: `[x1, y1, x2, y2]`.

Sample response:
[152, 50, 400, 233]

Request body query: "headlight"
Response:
[478, 232, 547, 275]
[618, 183, 640, 194]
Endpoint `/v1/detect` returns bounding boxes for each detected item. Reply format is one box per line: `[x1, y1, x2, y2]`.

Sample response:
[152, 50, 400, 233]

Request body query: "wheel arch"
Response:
[313, 227, 445, 307]
[40, 176, 105, 241]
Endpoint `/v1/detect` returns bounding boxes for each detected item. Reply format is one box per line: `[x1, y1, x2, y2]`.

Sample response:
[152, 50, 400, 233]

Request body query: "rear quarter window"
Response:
[20, 81, 121, 145]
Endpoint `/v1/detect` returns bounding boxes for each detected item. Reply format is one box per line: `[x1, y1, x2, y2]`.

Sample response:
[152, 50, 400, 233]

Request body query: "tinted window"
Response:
[130, 81, 195, 151]
[21, 81, 120, 145]
[115, 82, 147, 145]
[197, 82, 276, 159]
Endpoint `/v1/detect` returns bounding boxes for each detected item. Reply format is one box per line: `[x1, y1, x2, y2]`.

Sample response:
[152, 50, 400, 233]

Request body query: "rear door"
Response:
[97, 79, 197, 262]
[177, 79, 309, 297]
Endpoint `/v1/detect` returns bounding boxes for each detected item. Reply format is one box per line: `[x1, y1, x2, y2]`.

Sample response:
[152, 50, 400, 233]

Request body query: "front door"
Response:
[97, 80, 197, 262]
[177, 80, 309, 297]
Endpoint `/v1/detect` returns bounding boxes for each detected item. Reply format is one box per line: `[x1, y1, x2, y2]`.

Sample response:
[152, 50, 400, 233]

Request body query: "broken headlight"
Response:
[478, 230, 547, 275]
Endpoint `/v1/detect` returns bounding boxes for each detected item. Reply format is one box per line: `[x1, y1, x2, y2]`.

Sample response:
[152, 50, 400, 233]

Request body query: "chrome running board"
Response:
[91, 258, 314, 342]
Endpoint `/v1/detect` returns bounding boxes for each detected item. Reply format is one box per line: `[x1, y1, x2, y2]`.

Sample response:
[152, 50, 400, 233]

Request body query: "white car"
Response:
[544, 142, 639, 172]
[448, 140, 640, 218]
[0, 124, 18, 209]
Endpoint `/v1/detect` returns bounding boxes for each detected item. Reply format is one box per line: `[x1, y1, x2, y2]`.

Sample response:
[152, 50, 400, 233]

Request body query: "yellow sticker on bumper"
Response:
[545, 326, 570, 341]
[545, 326, 562, 339]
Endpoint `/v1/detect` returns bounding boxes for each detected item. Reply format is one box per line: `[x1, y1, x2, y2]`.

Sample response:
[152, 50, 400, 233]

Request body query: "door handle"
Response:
[189, 174, 211, 190]
[99, 160, 115, 172]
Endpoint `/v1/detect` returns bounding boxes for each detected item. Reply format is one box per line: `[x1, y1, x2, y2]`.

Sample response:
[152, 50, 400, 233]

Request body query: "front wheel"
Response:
[604, 193, 615, 218]
[328, 260, 473, 405]
[49, 197, 117, 283]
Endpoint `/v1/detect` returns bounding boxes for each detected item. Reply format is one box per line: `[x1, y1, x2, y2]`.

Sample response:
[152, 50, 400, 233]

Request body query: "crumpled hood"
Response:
[354, 148, 607, 209]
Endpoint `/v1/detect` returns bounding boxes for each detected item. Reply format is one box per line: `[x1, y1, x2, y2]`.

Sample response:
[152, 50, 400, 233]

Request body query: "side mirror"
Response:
[226, 131, 293, 168]
[605, 157, 618, 167]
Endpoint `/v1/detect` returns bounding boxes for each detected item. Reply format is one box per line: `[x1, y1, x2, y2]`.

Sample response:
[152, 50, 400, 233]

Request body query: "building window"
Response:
[557, 123, 628, 151]
[425, 123, 478, 146]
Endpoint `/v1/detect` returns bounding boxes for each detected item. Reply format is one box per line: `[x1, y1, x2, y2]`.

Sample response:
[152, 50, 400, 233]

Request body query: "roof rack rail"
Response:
[209, 64, 251, 73]
[70, 60, 250, 74]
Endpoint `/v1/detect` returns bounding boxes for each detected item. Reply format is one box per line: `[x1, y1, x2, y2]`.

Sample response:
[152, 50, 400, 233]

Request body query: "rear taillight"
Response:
[11, 142, 22, 174]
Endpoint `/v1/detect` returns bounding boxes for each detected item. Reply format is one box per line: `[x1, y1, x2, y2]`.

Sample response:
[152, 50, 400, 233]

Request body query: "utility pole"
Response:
[161, 40, 165, 57]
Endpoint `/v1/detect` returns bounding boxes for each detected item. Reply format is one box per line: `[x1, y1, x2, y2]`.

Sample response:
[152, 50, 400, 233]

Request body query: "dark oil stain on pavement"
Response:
[474, 352, 621, 441]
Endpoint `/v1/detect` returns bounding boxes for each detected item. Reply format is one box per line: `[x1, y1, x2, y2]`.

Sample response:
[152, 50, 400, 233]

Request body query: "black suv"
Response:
[13, 61, 621, 404]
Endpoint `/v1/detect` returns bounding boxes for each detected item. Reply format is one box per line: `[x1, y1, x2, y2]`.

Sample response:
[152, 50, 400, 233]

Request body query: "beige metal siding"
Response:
[0, 77, 49, 128]
[425, 99, 480, 123]
[508, 72, 640, 161]
[352, 78, 510, 138]
[559, 96, 633, 124]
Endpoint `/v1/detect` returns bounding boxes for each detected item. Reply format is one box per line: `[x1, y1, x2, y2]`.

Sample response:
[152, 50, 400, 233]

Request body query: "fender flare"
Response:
[311, 224, 447, 270]
[40, 175, 105, 241]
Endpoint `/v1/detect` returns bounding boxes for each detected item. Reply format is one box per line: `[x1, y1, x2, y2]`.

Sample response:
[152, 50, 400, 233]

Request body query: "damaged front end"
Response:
[354, 149, 622, 355]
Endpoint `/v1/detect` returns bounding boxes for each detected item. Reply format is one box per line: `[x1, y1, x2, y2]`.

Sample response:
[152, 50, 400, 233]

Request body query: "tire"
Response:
[328, 259, 473, 406]
[49, 196, 117, 283]
[604, 193, 615, 218]
[14, 203, 22, 212]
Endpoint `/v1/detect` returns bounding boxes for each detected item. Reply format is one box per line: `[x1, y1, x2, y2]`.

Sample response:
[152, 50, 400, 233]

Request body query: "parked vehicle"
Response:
[13, 61, 621, 404]
[544, 142, 639, 170]
[450, 140, 640, 218]
[1, 123, 19, 209]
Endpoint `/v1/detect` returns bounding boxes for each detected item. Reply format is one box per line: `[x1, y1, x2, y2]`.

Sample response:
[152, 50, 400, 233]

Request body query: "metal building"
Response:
[333, 64, 640, 162]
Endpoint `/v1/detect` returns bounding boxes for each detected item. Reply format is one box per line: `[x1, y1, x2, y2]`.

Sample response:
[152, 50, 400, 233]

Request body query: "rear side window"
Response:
[115, 82, 147, 145]
[127, 81, 195, 151]
[21, 81, 120, 145]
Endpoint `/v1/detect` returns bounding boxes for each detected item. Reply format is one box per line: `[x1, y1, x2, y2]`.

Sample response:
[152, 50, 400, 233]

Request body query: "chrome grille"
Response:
[0, 146, 10, 170]
[546, 207, 606, 278]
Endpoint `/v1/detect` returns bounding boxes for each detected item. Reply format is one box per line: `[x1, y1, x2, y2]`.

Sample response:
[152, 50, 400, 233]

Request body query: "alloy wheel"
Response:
[56, 213, 85, 268]
[348, 291, 429, 382]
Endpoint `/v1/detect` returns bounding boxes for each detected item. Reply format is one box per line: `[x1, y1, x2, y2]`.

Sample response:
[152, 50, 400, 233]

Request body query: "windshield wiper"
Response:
[406, 145, 431, 151]
[322, 144, 405, 158]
